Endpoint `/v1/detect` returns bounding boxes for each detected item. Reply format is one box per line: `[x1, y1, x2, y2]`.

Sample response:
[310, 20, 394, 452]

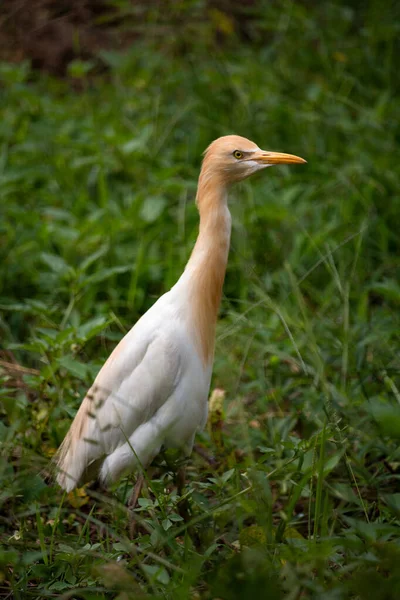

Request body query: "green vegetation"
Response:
[1, 1, 400, 598]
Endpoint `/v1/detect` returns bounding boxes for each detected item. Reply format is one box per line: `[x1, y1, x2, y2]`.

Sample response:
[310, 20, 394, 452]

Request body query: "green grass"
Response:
[1, 1, 400, 598]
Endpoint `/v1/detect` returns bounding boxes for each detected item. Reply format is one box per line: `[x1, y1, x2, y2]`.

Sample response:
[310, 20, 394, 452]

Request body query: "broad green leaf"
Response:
[84, 265, 130, 286]
[58, 356, 88, 380]
[369, 399, 400, 439]
[139, 196, 167, 223]
[40, 252, 70, 275]
[77, 316, 109, 340]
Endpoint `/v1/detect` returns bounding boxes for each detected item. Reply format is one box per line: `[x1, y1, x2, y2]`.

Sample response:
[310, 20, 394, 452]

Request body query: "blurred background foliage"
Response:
[1, 0, 400, 598]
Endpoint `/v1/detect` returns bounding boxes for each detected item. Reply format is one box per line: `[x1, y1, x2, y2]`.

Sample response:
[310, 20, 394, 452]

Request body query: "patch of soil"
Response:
[0, 0, 258, 76]
[0, 0, 119, 75]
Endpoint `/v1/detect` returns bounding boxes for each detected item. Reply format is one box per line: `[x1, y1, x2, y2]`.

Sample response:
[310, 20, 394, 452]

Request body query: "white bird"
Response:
[56, 135, 306, 493]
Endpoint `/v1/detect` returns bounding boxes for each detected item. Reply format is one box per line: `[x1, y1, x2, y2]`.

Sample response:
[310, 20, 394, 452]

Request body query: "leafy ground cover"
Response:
[1, 1, 400, 598]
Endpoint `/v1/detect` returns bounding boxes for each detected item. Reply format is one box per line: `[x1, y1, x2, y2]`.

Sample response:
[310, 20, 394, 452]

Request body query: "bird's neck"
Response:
[182, 175, 232, 366]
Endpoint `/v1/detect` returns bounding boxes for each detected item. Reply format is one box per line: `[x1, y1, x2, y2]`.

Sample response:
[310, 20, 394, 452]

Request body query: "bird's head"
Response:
[201, 135, 306, 185]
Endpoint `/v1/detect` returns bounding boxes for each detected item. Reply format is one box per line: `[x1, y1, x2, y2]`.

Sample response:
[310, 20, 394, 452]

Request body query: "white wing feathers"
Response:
[56, 297, 194, 492]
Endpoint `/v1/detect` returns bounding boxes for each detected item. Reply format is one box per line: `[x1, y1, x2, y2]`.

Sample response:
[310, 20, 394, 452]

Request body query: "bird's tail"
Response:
[54, 395, 93, 491]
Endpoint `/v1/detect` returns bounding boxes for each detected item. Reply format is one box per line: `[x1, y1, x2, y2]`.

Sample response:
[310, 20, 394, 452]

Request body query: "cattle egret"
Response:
[56, 135, 306, 493]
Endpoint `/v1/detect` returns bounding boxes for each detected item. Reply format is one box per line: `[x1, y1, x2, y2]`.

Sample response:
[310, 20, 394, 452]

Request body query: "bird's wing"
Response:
[56, 299, 183, 491]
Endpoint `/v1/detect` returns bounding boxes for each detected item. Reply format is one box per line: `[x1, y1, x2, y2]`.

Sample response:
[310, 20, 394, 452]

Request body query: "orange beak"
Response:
[254, 151, 307, 165]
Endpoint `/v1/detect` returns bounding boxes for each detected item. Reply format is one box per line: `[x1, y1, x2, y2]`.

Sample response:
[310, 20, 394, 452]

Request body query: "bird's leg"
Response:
[175, 463, 191, 524]
[176, 464, 186, 498]
[128, 473, 145, 538]
[175, 464, 202, 548]
[128, 473, 145, 509]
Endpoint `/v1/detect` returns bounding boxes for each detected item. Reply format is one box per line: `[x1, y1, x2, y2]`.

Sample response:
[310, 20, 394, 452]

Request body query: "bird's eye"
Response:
[233, 150, 243, 159]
